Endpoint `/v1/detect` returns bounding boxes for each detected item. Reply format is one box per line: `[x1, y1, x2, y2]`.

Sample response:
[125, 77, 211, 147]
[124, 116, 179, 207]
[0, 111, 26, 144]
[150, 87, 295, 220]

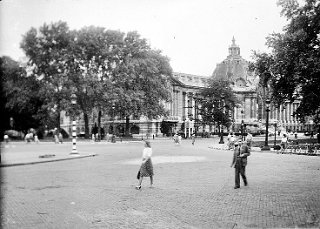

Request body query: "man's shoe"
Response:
[244, 183, 248, 186]
[234, 186, 240, 189]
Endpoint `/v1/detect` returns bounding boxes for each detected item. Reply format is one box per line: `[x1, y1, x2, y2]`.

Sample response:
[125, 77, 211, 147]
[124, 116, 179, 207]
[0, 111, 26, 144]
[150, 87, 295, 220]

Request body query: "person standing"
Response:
[58, 132, 63, 144]
[173, 133, 178, 145]
[227, 132, 231, 149]
[229, 133, 235, 150]
[280, 134, 288, 153]
[246, 132, 253, 149]
[34, 134, 40, 143]
[136, 140, 154, 190]
[231, 140, 250, 189]
[54, 128, 59, 144]
[178, 134, 182, 145]
[191, 133, 196, 145]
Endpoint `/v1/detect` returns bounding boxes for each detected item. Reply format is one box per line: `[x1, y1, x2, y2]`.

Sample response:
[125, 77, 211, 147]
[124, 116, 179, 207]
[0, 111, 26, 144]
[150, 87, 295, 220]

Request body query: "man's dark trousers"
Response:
[235, 161, 247, 188]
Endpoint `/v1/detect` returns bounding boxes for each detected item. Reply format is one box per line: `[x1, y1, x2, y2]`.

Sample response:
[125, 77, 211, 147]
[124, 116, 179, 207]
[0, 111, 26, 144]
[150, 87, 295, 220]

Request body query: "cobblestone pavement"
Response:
[1, 138, 320, 228]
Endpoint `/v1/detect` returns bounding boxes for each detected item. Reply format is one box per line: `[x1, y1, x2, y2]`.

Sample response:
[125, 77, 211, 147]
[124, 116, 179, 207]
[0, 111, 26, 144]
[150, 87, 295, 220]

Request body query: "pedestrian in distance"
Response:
[191, 133, 196, 145]
[280, 134, 288, 154]
[54, 128, 59, 144]
[231, 140, 250, 189]
[227, 132, 231, 149]
[136, 140, 154, 190]
[229, 133, 235, 150]
[246, 132, 253, 149]
[178, 134, 182, 145]
[58, 132, 63, 144]
[173, 133, 178, 145]
[34, 134, 40, 143]
[25, 132, 33, 143]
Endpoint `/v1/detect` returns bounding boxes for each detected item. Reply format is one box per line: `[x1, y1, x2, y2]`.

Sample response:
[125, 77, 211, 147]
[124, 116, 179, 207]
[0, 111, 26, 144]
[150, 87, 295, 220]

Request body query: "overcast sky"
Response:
[0, 0, 288, 76]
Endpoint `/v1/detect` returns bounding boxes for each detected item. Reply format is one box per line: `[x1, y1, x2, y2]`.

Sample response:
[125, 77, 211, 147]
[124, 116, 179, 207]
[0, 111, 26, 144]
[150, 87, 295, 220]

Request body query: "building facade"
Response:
[61, 38, 306, 138]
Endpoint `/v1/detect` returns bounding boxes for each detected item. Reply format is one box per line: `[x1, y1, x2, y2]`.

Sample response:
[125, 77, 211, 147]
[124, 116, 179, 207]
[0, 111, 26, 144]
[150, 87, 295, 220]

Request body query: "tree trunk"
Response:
[84, 112, 89, 139]
[125, 116, 130, 136]
[98, 109, 101, 140]
[56, 110, 61, 131]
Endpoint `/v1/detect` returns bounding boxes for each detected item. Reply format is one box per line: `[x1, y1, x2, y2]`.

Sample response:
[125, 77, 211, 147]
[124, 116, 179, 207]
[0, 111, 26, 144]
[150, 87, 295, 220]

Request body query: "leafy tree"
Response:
[20, 21, 72, 132]
[0, 56, 45, 135]
[69, 27, 124, 138]
[249, 52, 276, 120]
[252, 0, 320, 124]
[21, 22, 172, 138]
[199, 79, 239, 133]
[112, 31, 172, 136]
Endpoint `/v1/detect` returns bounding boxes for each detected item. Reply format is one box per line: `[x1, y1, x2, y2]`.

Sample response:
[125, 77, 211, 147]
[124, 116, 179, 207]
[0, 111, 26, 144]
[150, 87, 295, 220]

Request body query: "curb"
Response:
[208, 146, 266, 153]
[0, 154, 98, 167]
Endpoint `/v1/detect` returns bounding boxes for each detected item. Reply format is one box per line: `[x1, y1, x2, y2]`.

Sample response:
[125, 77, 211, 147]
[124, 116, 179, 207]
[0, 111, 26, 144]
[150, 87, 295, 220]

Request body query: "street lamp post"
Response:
[219, 124, 224, 144]
[112, 102, 116, 143]
[70, 93, 79, 155]
[262, 99, 271, 150]
[241, 120, 244, 141]
[219, 95, 225, 144]
[274, 121, 277, 148]
[240, 110, 245, 141]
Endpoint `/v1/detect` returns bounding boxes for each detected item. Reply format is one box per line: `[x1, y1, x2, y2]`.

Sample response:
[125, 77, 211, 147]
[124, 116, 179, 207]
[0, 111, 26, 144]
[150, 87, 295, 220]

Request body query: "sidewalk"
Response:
[2, 139, 320, 228]
[1, 142, 97, 167]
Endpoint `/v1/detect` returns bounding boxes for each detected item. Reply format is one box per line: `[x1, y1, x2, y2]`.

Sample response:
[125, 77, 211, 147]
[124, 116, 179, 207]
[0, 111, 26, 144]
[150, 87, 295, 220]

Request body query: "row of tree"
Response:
[1, 22, 173, 138]
[1, 0, 319, 139]
[251, 0, 320, 126]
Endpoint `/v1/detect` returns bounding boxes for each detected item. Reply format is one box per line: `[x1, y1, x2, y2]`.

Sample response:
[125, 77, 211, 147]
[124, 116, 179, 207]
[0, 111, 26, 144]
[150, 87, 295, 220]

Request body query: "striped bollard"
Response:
[70, 120, 79, 155]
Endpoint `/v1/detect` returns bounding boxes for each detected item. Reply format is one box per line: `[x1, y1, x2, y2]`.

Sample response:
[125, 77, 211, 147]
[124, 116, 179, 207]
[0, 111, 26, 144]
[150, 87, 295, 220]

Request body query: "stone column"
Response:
[279, 104, 282, 123]
[178, 90, 182, 117]
[252, 98, 256, 120]
[191, 93, 195, 119]
[250, 97, 253, 119]
[182, 92, 187, 119]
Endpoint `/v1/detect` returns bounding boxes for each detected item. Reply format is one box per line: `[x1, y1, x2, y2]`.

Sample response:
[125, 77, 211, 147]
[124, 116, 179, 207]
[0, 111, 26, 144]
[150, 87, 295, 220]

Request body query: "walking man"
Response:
[231, 140, 250, 189]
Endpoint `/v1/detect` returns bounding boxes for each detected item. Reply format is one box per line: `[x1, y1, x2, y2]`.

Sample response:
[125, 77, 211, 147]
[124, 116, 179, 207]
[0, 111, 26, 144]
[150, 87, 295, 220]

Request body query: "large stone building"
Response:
[211, 37, 303, 133]
[212, 37, 259, 130]
[61, 38, 305, 138]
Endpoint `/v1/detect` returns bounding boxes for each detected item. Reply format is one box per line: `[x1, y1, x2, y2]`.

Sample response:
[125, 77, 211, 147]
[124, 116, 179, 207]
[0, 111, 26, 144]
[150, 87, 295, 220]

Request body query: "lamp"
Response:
[70, 93, 79, 155]
[241, 119, 245, 141]
[262, 98, 271, 150]
[218, 94, 225, 144]
[112, 102, 116, 143]
[239, 109, 244, 141]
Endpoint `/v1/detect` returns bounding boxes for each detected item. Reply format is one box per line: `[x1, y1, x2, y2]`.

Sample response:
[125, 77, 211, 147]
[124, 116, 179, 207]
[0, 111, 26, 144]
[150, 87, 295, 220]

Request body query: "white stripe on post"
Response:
[71, 120, 78, 155]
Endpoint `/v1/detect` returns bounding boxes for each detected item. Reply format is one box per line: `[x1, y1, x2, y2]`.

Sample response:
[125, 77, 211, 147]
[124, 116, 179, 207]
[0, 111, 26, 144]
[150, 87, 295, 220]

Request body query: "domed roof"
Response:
[212, 37, 257, 90]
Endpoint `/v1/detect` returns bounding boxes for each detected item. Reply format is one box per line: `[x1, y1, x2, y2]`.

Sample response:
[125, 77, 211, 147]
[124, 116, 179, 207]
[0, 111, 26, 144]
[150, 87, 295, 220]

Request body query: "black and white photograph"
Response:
[1, 0, 320, 228]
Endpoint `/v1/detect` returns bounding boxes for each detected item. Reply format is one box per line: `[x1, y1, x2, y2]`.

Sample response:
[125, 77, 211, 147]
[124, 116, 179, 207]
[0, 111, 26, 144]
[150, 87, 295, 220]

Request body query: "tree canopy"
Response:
[0, 56, 45, 135]
[252, 0, 320, 123]
[17, 21, 172, 137]
[199, 78, 239, 128]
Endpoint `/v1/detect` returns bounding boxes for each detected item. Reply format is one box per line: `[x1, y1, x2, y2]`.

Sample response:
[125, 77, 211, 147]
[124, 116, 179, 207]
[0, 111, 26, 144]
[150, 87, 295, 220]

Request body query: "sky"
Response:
[0, 0, 289, 76]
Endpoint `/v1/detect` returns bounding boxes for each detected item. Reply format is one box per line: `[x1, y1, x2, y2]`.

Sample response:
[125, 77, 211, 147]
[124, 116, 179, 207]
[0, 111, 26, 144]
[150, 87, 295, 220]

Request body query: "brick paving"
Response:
[1, 138, 320, 228]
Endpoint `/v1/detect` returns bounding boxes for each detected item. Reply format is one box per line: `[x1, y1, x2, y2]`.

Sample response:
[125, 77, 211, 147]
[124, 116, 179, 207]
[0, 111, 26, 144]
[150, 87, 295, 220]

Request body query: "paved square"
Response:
[1, 139, 320, 228]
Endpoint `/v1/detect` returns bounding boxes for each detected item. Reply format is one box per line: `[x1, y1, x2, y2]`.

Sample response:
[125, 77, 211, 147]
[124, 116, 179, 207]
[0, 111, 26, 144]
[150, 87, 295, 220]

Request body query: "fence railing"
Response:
[276, 141, 320, 156]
